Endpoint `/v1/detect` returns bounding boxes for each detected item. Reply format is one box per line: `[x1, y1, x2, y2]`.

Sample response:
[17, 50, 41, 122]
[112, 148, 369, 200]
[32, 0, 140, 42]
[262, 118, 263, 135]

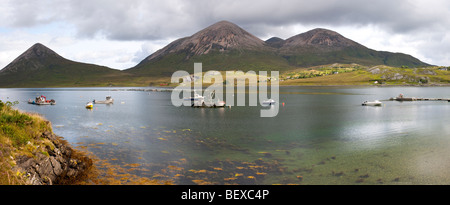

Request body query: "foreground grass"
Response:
[0, 100, 96, 185]
[0, 100, 169, 185]
[0, 100, 53, 184]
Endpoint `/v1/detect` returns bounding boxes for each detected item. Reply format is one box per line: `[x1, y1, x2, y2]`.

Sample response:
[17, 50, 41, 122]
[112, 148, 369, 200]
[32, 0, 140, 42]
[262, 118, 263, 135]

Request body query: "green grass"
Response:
[128, 50, 295, 77]
[280, 64, 450, 86]
[0, 100, 95, 185]
[0, 101, 49, 147]
[281, 46, 429, 68]
[0, 100, 52, 184]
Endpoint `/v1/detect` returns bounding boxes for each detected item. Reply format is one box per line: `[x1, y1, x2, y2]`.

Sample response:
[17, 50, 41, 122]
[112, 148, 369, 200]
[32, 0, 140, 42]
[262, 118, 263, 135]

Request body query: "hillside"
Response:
[0, 43, 133, 87]
[0, 100, 92, 184]
[0, 21, 433, 87]
[127, 21, 430, 77]
[129, 21, 290, 76]
[279, 64, 450, 86]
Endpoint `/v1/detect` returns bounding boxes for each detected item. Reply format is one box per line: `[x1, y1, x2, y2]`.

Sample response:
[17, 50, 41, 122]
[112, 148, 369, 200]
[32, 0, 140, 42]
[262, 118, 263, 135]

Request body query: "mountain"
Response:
[278, 28, 428, 67]
[128, 21, 290, 76]
[128, 22, 429, 76]
[0, 43, 130, 87]
[145, 21, 268, 61]
[0, 21, 431, 87]
[281, 28, 363, 51]
[265, 37, 285, 48]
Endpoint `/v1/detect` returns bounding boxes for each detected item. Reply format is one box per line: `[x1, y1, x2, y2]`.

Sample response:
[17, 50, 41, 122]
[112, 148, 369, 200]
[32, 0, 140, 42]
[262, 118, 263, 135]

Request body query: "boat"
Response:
[28, 95, 56, 105]
[362, 100, 382, 106]
[214, 100, 226, 107]
[93, 96, 114, 104]
[262, 99, 276, 106]
[85, 102, 93, 109]
[184, 92, 205, 102]
[189, 91, 227, 108]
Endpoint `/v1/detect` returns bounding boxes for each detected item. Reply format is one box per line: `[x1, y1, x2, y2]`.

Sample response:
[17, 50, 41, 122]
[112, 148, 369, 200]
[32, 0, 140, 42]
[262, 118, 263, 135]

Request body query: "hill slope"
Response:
[128, 22, 430, 77]
[128, 21, 293, 76]
[0, 21, 432, 87]
[278, 28, 427, 68]
[0, 43, 130, 87]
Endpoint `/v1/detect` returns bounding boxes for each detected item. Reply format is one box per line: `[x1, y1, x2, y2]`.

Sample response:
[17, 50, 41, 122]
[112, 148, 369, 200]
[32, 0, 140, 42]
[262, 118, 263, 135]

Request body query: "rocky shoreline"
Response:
[12, 131, 92, 185]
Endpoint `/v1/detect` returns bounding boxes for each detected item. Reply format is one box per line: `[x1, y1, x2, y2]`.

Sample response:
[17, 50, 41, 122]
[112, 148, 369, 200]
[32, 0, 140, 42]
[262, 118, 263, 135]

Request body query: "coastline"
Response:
[0, 101, 93, 185]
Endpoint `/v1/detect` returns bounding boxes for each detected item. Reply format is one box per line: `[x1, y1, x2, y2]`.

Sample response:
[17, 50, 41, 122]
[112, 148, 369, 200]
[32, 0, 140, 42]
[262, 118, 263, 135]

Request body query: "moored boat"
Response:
[93, 96, 114, 104]
[214, 100, 226, 107]
[184, 92, 204, 102]
[362, 100, 382, 106]
[262, 99, 276, 106]
[29, 95, 56, 105]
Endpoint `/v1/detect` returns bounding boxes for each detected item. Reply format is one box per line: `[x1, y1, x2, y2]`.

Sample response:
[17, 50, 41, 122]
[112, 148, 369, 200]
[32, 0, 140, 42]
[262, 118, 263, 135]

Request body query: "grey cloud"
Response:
[59, 0, 203, 40]
[4, 0, 450, 41]
[201, 0, 442, 35]
[4, 0, 58, 27]
[3, 0, 450, 66]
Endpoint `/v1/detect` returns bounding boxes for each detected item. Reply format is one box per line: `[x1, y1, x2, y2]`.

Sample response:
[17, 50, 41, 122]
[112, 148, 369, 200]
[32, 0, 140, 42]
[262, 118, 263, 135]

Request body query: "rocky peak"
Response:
[15, 43, 61, 61]
[265, 37, 285, 48]
[0, 43, 63, 74]
[145, 21, 267, 61]
[284, 28, 361, 48]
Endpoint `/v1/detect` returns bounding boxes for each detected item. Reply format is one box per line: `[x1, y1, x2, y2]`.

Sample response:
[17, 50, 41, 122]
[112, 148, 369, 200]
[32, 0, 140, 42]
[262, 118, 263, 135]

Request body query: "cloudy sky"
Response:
[1, 0, 449, 70]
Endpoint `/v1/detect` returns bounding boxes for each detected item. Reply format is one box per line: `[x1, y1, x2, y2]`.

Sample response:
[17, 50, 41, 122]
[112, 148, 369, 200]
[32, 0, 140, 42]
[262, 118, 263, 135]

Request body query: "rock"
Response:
[13, 132, 92, 185]
[36, 157, 57, 183]
[419, 69, 436, 75]
[392, 73, 404, 80]
[50, 156, 63, 176]
[369, 68, 381, 74]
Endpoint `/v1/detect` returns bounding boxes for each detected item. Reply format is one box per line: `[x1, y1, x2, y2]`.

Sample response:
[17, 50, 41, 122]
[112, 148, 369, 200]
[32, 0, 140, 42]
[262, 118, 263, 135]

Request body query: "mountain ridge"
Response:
[0, 20, 432, 87]
[139, 21, 269, 63]
[128, 21, 430, 76]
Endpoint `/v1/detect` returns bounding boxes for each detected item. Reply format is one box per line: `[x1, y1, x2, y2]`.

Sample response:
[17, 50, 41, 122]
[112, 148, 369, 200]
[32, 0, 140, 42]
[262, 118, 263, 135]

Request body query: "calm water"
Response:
[1, 86, 450, 185]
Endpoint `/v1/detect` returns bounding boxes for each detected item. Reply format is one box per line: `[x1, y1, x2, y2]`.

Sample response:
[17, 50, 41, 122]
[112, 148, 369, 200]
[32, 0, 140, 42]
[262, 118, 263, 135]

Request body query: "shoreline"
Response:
[2, 82, 450, 90]
[0, 101, 93, 185]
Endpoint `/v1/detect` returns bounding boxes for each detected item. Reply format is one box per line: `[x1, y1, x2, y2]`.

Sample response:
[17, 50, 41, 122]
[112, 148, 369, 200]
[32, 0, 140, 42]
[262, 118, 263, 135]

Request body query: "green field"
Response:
[279, 64, 450, 86]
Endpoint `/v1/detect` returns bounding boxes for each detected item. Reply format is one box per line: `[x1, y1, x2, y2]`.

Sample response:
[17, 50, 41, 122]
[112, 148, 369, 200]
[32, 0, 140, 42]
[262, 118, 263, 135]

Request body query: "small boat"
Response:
[85, 102, 93, 109]
[93, 96, 114, 104]
[214, 100, 226, 107]
[29, 95, 56, 105]
[362, 100, 382, 106]
[184, 92, 204, 101]
[262, 99, 276, 106]
[188, 91, 227, 108]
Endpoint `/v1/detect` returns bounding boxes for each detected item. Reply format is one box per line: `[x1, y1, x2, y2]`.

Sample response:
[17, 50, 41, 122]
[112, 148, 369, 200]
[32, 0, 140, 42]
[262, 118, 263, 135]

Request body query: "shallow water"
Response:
[1, 86, 450, 184]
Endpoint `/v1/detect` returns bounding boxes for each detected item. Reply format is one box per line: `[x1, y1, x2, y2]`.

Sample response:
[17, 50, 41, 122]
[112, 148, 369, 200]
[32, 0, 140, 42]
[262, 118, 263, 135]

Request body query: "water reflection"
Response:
[1, 87, 450, 184]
